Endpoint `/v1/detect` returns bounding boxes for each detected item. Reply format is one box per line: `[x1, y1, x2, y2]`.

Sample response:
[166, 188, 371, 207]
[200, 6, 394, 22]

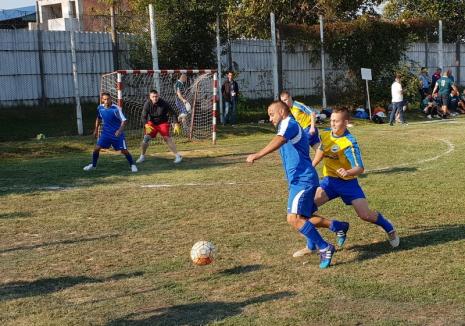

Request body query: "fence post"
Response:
[216, 13, 224, 123]
[319, 15, 327, 109]
[438, 20, 444, 70]
[270, 12, 279, 100]
[110, 3, 119, 70]
[148, 4, 160, 91]
[70, 30, 83, 135]
[456, 41, 460, 85]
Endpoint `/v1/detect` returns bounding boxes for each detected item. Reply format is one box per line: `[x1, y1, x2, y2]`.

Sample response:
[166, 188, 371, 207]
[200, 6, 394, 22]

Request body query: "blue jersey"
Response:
[277, 116, 319, 187]
[97, 104, 126, 137]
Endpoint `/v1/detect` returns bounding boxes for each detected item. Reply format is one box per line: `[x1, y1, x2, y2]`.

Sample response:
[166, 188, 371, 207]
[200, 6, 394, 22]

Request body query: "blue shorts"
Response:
[175, 98, 189, 115]
[320, 176, 365, 205]
[97, 134, 127, 150]
[303, 127, 320, 147]
[287, 184, 317, 218]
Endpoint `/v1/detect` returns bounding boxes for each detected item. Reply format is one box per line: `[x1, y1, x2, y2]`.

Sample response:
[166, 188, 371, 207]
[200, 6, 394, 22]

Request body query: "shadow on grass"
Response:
[108, 291, 295, 326]
[0, 212, 33, 219]
[0, 271, 143, 301]
[348, 224, 465, 262]
[217, 264, 265, 276]
[360, 166, 418, 177]
[0, 233, 120, 254]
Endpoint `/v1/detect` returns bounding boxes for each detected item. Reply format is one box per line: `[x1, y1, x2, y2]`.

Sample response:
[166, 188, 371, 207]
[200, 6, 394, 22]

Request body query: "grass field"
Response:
[1, 118, 465, 325]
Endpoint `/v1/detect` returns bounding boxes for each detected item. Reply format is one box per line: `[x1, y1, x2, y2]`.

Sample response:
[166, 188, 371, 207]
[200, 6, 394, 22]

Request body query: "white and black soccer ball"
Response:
[190, 241, 216, 266]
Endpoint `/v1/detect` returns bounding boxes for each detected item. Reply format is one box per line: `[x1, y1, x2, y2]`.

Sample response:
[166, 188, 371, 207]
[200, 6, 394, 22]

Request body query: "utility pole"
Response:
[110, 2, 119, 70]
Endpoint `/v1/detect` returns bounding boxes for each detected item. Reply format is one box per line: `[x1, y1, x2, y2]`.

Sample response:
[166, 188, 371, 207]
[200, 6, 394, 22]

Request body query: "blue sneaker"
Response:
[336, 222, 350, 247]
[319, 244, 335, 269]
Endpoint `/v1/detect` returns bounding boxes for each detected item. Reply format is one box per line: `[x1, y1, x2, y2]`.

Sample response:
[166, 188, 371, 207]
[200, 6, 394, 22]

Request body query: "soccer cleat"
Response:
[319, 244, 335, 269]
[336, 222, 350, 247]
[174, 155, 183, 164]
[130, 164, 138, 173]
[426, 115, 432, 119]
[83, 164, 95, 171]
[388, 230, 400, 248]
[136, 155, 145, 163]
[293, 247, 317, 258]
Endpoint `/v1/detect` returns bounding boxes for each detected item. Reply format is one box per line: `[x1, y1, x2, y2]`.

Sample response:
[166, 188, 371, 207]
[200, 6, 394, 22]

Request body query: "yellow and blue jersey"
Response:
[319, 129, 364, 180]
[290, 101, 314, 129]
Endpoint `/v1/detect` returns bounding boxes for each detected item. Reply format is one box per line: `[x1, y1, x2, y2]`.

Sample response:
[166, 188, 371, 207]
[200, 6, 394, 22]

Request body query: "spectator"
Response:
[389, 73, 406, 125]
[447, 69, 455, 83]
[421, 93, 439, 119]
[221, 71, 239, 125]
[419, 67, 431, 100]
[459, 89, 465, 114]
[432, 69, 454, 118]
[431, 68, 442, 91]
[449, 88, 462, 115]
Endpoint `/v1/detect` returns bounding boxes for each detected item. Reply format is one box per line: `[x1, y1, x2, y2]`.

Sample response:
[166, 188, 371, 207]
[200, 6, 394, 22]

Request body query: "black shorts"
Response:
[441, 95, 449, 107]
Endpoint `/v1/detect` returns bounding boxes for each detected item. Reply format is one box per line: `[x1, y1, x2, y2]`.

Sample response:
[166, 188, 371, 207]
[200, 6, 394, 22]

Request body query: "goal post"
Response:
[100, 69, 217, 144]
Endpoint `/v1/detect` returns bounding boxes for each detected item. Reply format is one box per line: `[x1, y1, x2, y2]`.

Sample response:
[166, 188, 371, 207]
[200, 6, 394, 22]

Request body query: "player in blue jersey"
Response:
[280, 90, 320, 151]
[83, 92, 137, 172]
[246, 100, 338, 269]
[293, 107, 399, 258]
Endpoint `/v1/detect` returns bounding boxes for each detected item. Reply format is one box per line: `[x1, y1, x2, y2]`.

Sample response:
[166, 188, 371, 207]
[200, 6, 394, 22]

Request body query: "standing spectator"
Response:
[431, 68, 442, 91]
[418, 67, 431, 100]
[389, 73, 405, 125]
[447, 69, 455, 83]
[432, 70, 454, 118]
[449, 88, 462, 116]
[221, 71, 239, 125]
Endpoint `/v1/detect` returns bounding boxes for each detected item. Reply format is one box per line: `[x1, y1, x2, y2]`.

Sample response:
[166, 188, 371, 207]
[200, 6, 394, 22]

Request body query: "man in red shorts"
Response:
[136, 89, 183, 164]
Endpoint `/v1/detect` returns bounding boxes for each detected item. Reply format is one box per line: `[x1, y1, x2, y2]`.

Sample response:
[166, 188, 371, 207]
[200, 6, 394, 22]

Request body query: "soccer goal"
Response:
[100, 69, 218, 144]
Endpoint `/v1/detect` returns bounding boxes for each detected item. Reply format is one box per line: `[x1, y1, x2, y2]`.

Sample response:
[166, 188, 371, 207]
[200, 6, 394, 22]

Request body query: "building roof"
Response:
[0, 6, 36, 22]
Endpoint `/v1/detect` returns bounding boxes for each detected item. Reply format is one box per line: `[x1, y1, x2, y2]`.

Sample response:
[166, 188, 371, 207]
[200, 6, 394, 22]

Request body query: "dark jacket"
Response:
[221, 79, 239, 102]
[141, 98, 177, 125]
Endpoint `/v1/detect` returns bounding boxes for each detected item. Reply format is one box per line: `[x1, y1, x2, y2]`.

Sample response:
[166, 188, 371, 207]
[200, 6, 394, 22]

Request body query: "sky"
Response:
[0, 0, 35, 10]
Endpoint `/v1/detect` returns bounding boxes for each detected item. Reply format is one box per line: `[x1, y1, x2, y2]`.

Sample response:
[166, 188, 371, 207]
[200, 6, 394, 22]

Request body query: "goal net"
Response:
[100, 69, 217, 144]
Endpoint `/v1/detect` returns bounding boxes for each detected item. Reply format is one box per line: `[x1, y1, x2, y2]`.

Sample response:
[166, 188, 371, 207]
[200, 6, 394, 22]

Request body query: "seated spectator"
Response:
[421, 93, 439, 119]
[450, 88, 465, 114]
[459, 89, 465, 113]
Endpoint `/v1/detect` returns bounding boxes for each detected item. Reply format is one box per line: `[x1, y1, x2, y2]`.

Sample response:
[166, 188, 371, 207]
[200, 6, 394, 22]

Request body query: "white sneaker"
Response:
[427, 115, 432, 119]
[388, 230, 400, 248]
[174, 155, 182, 164]
[292, 247, 317, 258]
[83, 164, 95, 171]
[131, 164, 138, 172]
[136, 155, 145, 163]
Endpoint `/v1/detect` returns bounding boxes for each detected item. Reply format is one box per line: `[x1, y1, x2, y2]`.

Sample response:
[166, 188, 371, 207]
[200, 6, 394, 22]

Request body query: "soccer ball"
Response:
[36, 133, 45, 140]
[190, 241, 216, 266]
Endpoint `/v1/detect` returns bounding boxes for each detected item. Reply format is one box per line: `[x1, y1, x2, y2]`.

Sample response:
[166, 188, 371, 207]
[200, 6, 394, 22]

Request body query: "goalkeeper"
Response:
[136, 89, 184, 164]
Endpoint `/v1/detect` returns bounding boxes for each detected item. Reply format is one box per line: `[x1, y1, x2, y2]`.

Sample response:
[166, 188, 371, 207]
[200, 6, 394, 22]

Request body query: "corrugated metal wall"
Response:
[0, 29, 130, 106]
[224, 40, 465, 100]
[0, 30, 463, 105]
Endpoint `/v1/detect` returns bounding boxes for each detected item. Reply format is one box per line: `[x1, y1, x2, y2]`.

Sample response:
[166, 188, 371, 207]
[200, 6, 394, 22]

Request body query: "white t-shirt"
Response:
[391, 81, 403, 103]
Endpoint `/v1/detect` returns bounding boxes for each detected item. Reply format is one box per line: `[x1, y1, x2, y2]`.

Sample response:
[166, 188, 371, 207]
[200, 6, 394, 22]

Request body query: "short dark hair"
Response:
[149, 89, 158, 94]
[101, 92, 111, 98]
[279, 90, 291, 97]
[269, 100, 290, 113]
[332, 106, 350, 120]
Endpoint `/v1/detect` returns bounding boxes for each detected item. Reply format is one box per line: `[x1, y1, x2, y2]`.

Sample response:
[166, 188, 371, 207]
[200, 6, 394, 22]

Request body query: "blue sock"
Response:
[329, 220, 346, 233]
[92, 151, 99, 167]
[124, 153, 134, 165]
[374, 213, 394, 233]
[306, 238, 317, 251]
[299, 221, 328, 250]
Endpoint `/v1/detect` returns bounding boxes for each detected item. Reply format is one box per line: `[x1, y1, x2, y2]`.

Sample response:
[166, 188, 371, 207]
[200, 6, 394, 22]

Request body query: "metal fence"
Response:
[0, 29, 132, 106]
[223, 39, 465, 100]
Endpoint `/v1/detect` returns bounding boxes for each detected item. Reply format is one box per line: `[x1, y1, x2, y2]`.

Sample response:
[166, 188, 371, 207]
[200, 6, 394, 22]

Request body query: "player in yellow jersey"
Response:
[293, 107, 399, 257]
[280, 91, 319, 151]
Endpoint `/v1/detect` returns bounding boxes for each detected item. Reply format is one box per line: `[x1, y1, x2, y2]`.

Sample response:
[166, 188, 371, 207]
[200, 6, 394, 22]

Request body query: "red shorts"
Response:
[145, 121, 170, 138]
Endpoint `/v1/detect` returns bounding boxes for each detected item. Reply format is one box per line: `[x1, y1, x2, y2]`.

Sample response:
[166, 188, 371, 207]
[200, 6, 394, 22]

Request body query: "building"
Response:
[34, 0, 131, 32]
[0, 6, 36, 29]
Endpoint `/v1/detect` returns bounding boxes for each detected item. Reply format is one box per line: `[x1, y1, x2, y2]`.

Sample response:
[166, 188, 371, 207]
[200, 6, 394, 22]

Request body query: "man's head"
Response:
[395, 73, 402, 81]
[180, 73, 187, 82]
[421, 67, 428, 74]
[446, 69, 452, 77]
[101, 92, 112, 107]
[279, 90, 293, 108]
[330, 107, 350, 136]
[149, 89, 159, 103]
[436, 67, 442, 74]
[268, 100, 290, 126]
[227, 71, 234, 81]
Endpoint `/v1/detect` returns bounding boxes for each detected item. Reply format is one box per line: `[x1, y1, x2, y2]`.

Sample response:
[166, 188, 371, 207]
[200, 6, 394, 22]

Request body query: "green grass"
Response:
[1, 118, 465, 325]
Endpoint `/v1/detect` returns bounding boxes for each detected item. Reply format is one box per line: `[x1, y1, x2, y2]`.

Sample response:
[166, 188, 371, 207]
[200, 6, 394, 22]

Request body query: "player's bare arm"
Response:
[312, 148, 324, 167]
[336, 166, 364, 178]
[246, 135, 286, 163]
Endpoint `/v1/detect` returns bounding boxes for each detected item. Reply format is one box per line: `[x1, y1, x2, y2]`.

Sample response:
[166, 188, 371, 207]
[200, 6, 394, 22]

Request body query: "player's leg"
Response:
[84, 144, 102, 171]
[351, 198, 399, 247]
[114, 136, 137, 172]
[163, 136, 182, 163]
[137, 123, 157, 163]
